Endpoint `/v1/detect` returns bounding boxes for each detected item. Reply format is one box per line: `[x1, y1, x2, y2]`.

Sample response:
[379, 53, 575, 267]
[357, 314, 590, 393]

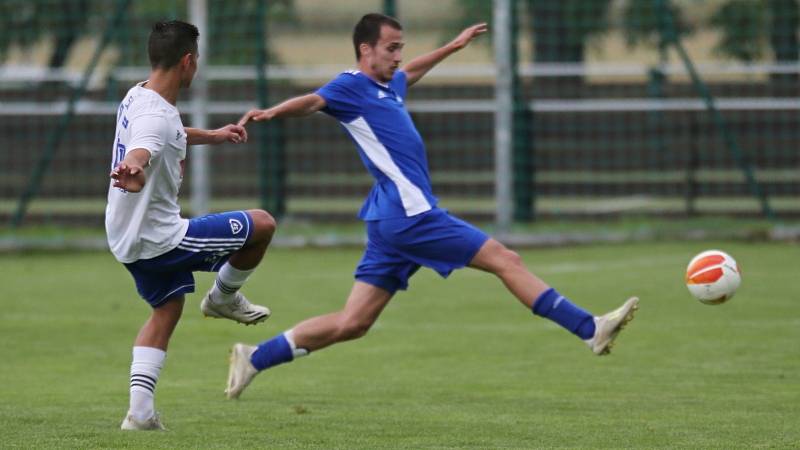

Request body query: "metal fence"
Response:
[1, 0, 798, 232]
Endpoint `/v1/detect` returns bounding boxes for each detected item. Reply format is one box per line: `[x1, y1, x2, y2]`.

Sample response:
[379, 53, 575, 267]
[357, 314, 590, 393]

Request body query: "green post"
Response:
[10, 0, 132, 228]
[649, 1, 676, 213]
[255, 2, 286, 217]
[685, 117, 699, 216]
[512, 0, 534, 222]
[647, 68, 673, 206]
[383, 0, 397, 18]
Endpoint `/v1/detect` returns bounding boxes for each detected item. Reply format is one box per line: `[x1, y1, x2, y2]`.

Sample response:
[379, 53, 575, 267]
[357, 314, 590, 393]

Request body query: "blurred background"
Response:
[1, 0, 798, 248]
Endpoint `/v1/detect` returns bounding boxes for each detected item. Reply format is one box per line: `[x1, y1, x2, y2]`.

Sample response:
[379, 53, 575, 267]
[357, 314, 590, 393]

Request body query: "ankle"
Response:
[210, 286, 236, 305]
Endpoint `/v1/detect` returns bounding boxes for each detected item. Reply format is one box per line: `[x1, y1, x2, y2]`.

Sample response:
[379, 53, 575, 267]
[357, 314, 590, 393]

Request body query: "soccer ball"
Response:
[685, 250, 741, 305]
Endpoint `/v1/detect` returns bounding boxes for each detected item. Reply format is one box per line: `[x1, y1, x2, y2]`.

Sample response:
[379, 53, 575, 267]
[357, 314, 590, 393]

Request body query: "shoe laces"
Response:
[231, 293, 253, 310]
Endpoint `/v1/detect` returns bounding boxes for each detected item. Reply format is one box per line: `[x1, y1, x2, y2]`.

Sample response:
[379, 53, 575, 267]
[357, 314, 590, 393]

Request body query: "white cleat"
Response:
[200, 291, 270, 325]
[584, 297, 639, 356]
[120, 411, 166, 431]
[225, 343, 259, 400]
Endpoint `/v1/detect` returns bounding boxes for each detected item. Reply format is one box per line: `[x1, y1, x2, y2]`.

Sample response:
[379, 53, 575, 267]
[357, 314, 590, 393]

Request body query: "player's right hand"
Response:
[237, 109, 272, 127]
[450, 22, 488, 51]
[110, 162, 146, 192]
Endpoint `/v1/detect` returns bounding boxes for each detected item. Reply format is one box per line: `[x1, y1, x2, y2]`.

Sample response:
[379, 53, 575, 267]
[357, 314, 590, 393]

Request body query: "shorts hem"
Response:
[355, 275, 403, 295]
[150, 283, 195, 308]
[463, 234, 490, 268]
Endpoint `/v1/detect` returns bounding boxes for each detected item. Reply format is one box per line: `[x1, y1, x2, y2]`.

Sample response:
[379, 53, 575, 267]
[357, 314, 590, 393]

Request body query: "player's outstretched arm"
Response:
[110, 148, 150, 192]
[403, 22, 488, 88]
[186, 124, 248, 145]
[238, 94, 327, 127]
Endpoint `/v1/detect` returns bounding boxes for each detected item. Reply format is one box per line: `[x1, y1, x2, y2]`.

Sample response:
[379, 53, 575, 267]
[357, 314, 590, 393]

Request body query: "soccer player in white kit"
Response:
[106, 21, 273, 430]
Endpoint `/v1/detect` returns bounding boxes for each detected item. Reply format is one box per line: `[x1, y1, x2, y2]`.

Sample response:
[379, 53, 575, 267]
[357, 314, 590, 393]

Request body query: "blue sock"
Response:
[250, 334, 294, 371]
[532, 288, 596, 340]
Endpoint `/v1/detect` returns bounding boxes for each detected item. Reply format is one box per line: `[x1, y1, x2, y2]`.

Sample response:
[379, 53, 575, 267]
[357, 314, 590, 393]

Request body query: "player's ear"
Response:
[359, 43, 372, 59]
[180, 52, 194, 69]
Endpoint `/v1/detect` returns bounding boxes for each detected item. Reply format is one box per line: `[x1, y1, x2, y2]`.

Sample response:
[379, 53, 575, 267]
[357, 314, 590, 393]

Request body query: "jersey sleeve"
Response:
[391, 70, 408, 99]
[127, 113, 169, 158]
[315, 73, 362, 122]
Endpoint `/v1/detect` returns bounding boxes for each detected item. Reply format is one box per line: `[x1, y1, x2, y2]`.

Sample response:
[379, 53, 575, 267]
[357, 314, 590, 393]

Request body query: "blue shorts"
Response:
[124, 211, 254, 307]
[355, 208, 489, 294]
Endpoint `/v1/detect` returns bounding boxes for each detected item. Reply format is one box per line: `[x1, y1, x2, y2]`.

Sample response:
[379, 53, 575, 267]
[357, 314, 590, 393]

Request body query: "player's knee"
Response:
[496, 246, 524, 275]
[505, 248, 523, 269]
[151, 296, 184, 326]
[247, 209, 276, 242]
[336, 316, 373, 341]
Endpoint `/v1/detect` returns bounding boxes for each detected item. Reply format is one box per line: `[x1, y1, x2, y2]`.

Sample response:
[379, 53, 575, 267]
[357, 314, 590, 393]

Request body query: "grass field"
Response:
[1, 241, 798, 449]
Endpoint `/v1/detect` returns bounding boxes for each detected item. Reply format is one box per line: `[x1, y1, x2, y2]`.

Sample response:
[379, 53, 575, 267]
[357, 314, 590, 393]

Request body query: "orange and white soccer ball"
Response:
[685, 250, 741, 305]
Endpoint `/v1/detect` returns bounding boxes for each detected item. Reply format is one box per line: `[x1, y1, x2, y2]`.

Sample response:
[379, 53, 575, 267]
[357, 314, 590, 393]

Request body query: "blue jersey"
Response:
[316, 70, 438, 220]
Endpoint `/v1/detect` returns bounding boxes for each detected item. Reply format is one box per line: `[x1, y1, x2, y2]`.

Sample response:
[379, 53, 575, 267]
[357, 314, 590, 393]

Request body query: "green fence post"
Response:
[686, 116, 699, 216]
[383, 0, 397, 18]
[512, 0, 534, 222]
[10, 0, 132, 228]
[255, 2, 286, 218]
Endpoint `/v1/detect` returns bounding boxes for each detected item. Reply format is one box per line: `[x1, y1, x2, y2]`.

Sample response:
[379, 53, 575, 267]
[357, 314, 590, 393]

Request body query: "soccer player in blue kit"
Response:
[226, 13, 639, 399]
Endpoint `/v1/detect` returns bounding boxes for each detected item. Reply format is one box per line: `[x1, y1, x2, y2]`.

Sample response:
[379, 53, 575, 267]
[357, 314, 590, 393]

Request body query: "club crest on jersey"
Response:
[229, 218, 243, 235]
[377, 90, 402, 103]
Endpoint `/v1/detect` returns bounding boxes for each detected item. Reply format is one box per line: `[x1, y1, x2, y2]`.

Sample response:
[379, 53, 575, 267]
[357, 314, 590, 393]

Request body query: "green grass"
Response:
[3, 216, 797, 252]
[4, 195, 800, 217]
[1, 242, 799, 448]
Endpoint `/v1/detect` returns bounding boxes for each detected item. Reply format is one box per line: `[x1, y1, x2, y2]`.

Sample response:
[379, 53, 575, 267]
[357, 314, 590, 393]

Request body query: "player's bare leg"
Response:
[201, 209, 275, 325]
[134, 296, 184, 350]
[469, 238, 549, 308]
[470, 238, 637, 355]
[291, 281, 393, 351]
[226, 282, 393, 399]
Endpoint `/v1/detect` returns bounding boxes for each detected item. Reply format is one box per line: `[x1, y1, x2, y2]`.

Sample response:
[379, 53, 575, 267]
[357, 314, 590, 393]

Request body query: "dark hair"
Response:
[148, 20, 199, 69]
[352, 13, 402, 60]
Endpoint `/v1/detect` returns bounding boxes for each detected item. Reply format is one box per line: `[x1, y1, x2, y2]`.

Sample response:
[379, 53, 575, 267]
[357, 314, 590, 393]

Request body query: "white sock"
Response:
[211, 263, 254, 304]
[285, 329, 309, 358]
[129, 346, 166, 422]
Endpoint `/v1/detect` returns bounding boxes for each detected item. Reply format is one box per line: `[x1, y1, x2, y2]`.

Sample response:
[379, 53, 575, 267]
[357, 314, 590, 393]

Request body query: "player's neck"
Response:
[357, 62, 389, 85]
[143, 70, 182, 106]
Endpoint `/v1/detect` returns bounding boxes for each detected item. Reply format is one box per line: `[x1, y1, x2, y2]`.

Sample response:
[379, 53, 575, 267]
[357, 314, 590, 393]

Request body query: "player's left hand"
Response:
[450, 23, 488, 51]
[110, 162, 146, 192]
[213, 124, 248, 144]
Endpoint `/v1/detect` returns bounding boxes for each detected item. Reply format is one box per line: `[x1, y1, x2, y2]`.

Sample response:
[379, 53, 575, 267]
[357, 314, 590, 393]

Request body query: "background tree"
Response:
[0, 0, 92, 70]
[709, 0, 798, 85]
[0, 0, 298, 71]
[525, 0, 613, 64]
[708, 0, 767, 63]
[621, 0, 694, 52]
[448, 0, 613, 65]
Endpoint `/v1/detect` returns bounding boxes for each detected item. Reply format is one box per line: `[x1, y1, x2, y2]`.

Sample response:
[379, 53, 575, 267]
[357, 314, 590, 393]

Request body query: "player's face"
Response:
[368, 25, 404, 83]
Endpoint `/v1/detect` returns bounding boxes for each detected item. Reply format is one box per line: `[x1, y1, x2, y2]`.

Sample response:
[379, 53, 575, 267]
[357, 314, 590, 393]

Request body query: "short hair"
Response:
[148, 20, 199, 69]
[352, 13, 402, 61]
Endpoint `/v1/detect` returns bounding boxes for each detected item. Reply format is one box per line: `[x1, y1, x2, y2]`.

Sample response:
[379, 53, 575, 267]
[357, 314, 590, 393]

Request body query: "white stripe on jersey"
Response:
[342, 116, 431, 216]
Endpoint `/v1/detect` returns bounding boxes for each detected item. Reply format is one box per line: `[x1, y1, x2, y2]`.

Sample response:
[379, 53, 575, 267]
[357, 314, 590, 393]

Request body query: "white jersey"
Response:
[105, 82, 190, 263]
